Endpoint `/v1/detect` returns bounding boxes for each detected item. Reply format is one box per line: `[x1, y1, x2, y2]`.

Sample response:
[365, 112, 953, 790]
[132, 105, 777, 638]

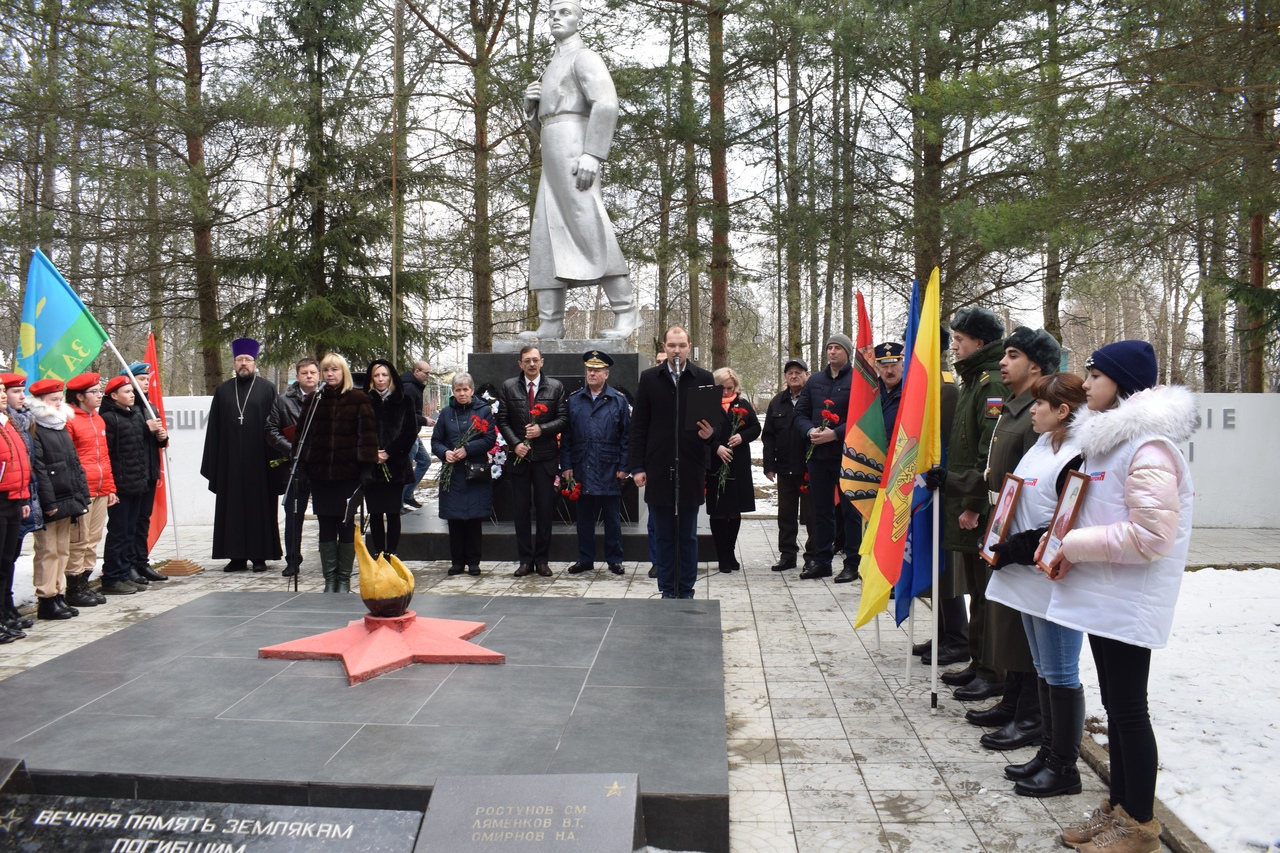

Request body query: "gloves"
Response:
[990, 527, 1047, 569]
[923, 465, 947, 492]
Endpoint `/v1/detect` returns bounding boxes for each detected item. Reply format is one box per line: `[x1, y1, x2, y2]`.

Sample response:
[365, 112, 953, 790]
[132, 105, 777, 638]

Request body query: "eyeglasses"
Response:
[86, 389, 104, 395]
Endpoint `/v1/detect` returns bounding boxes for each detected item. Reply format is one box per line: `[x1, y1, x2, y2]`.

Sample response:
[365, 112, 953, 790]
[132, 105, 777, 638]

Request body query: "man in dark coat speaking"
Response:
[201, 337, 282, 572]
[629, 326, 716, 599]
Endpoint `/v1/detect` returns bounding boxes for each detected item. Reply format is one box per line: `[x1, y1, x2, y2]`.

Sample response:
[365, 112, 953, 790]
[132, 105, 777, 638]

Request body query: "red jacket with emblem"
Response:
[0, 417, 32, 500]
[67, 405, 117, 498]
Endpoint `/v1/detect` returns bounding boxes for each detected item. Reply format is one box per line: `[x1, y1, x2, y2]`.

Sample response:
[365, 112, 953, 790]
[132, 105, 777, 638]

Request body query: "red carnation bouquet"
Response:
[439, 414, 489, 491]
[805, 399, 841, 462]
[514, 402, 549, 465]
[558, 471, 582, 501]
[799, 471, 810, 494]
[714, 405, 750, 496]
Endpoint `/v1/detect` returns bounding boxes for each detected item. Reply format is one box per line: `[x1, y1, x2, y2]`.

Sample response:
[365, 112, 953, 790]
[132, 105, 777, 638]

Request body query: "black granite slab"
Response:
[0, 791, 423, 852]
[0, 592, 728, 853]
[416, 773, 645, 852]
[395, 516, 716, 562]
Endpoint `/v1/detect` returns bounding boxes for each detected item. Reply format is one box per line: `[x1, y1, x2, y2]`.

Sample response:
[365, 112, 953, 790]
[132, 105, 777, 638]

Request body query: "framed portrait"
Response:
[980, 473, 1024, 565]
[1036, 470, 1090, 574]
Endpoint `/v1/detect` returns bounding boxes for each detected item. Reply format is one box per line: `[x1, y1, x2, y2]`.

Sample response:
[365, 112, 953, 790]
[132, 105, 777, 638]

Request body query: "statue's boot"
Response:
[517, 289, 565, 340]
[599, 275, 638, 340]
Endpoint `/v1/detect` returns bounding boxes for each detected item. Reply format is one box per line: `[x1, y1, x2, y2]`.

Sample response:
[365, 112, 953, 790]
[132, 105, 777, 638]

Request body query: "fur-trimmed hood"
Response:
[1069, 385, 1197, 458]
[27, 395, 75, 430]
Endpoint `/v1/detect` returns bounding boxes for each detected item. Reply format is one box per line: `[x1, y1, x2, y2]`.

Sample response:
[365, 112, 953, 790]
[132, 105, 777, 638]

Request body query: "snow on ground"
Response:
[1077, 567, 1280, 853]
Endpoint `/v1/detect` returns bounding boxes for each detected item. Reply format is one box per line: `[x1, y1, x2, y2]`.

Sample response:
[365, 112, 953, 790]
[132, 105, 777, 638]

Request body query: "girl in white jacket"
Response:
[1042, 340, 1196, 853]
[986, 373, 1087, 800]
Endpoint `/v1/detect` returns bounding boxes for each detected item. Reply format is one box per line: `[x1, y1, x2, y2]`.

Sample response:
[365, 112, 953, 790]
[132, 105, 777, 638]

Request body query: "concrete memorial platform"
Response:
[0, 592, 728, 853]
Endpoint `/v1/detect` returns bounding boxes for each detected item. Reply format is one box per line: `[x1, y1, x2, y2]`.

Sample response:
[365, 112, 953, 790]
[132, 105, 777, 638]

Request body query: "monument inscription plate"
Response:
[0, 793, 422, 852]
[415, 774, 643, 852]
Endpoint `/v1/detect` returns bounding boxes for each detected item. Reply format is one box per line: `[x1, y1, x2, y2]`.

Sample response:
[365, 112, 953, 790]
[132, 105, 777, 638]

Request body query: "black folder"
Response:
[684, 383, 723, 429]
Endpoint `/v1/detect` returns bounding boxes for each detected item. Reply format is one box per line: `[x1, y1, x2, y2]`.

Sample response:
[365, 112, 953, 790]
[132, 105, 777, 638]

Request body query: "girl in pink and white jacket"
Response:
[1042, 340, 1196, 853]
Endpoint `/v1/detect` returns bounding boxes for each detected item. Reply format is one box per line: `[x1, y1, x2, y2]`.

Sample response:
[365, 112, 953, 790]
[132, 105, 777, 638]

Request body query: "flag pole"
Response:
[905, 604, 914, 681]
[930, 493, 941, 714]
[163, 446, 182, 560]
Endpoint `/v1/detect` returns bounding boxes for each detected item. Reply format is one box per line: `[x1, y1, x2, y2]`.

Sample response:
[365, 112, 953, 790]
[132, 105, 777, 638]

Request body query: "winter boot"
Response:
[37, 596, 72, 620]
[334, 541, 356, 593]
[1006, 677, 1052, 780]
[599, 275, 639, 340]
[1061, 799, 1114, 847]
[54, 595, 79, 617]
[318, 541, 339, 593]
[980, 670, 1043, 749]
[968, 670, 1020, 727]
[1075, 805, 1161, 853]
[64, 572, 100, 608]
[517, 289, 566, 340]
[1016, 684, 1084, 798]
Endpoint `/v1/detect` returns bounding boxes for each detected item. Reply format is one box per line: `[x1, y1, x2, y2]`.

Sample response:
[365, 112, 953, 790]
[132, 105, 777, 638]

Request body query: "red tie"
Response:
[527, 380, 535, 411]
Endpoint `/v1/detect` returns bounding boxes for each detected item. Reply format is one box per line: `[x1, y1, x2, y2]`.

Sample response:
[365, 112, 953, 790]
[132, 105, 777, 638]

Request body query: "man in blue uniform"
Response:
[562, 350, 631, 575]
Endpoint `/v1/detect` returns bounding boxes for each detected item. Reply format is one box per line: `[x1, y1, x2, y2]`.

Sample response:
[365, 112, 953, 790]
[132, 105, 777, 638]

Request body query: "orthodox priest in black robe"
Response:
[200, 337, 282, 571]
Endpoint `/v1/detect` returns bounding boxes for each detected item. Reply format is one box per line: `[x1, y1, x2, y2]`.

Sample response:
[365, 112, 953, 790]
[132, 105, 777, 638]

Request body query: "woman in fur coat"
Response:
[27, 379, 91, 620]
[1041, 340, 1196, 853]
[297, 354, 378, 592]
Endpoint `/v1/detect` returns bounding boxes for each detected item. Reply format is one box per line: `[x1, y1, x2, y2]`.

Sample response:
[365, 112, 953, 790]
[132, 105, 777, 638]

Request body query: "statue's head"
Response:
[548, 0, 583, 39]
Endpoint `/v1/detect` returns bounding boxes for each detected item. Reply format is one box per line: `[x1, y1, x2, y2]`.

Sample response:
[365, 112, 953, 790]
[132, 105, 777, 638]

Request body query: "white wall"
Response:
[162, 396, 217, 526]
[1179, 393, 1280, 528]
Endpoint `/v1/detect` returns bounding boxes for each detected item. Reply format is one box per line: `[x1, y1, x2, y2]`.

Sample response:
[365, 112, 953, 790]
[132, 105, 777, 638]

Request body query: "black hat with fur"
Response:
[949, 306, 1005, 347]
[1003, 326, 1061, 375]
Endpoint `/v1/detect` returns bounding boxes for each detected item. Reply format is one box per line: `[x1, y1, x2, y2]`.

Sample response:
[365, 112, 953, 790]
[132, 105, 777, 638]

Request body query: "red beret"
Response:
[104, 375, 131, 395]
[28, 378, 65, 397]
[66, 372, 101, 392]
[0, 373, 27, 390]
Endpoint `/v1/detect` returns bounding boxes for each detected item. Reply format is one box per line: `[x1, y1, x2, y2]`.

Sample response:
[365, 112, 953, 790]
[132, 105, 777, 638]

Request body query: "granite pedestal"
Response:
[0, 592, 729, 853]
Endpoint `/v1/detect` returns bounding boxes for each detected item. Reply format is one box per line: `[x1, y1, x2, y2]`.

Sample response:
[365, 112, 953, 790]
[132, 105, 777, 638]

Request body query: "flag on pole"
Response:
[854, 268, 943, 629]
[16, 248, 109, 380]
[141, 333, 169, 551]
[894, 282, 948, 624]
[839, 291, 887, 521]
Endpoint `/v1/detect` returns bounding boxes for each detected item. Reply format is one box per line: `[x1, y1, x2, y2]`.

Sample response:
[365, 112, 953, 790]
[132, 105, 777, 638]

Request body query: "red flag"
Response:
[839, 292, 887, 521]
[143, 333, 168, 550]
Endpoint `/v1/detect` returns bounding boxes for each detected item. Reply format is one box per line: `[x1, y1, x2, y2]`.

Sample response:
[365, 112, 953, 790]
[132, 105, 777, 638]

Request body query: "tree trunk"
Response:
[681, 8, 699, 351]
[706, 1, 730, 369]
[784, 9, 802, 359]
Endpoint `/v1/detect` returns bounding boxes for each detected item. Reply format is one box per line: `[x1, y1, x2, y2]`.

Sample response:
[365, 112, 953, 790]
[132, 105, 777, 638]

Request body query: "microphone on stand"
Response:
[671, 354, 683, 379]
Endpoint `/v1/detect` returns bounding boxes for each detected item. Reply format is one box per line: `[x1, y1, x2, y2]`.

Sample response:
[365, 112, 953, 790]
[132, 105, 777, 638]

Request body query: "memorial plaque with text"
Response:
[0, 793, 423, 852]
[415, 774, 644, 852]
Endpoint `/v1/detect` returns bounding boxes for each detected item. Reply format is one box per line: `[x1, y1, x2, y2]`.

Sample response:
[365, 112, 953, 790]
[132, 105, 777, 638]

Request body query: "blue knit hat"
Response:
[1086, 340, 1158, 395]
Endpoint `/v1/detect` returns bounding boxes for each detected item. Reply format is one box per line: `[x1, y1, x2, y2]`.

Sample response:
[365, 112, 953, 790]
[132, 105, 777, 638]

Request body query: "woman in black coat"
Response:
[704, 367, 760, 573]
[363, 359, 418, 556]
[297, 353, 378, 592]
[27, 380, 90, 619]
[431, 373, 496, 576]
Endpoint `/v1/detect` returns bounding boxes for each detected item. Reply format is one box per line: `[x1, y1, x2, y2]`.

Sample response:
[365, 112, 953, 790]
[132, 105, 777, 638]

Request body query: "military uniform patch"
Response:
[985, 396, 1003, 418]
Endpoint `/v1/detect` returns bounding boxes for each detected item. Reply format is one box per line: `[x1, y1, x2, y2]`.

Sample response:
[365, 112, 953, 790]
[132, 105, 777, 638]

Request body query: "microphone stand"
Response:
[671, 355, 682, 598]
[283, 384, 323, 592]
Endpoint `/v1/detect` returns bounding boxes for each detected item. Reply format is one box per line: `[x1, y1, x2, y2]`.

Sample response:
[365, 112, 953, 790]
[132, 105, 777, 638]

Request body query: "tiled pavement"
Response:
[6, 515, 1260, 851]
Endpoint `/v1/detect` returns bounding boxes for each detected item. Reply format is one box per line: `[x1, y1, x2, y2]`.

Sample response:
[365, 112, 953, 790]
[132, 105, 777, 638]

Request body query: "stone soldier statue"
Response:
[520, 0, 637, 341]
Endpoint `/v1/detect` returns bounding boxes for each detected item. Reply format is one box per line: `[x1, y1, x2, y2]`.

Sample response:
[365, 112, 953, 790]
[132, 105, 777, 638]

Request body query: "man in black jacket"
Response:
[794, 333, 859, 581]
[265, 358, 319, 578]
[762, 358, 812, 573]
[629, 326, 716, 598]
[399, 360, 433, 510]
[497, 345, 568, 577]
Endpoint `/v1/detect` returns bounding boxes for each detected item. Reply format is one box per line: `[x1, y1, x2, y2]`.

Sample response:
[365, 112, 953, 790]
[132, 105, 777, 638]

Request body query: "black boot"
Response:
[64, 573, 100, 608]
[967, 673, 1020, 727]
[55, 594, 79, 617]
[37, 596, 73, 620]
[1006, 677, 1051, 780]
[980, 671, 1042, 750]
[1015, 684, 1084, 797]
[710, 518, 732, 574]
